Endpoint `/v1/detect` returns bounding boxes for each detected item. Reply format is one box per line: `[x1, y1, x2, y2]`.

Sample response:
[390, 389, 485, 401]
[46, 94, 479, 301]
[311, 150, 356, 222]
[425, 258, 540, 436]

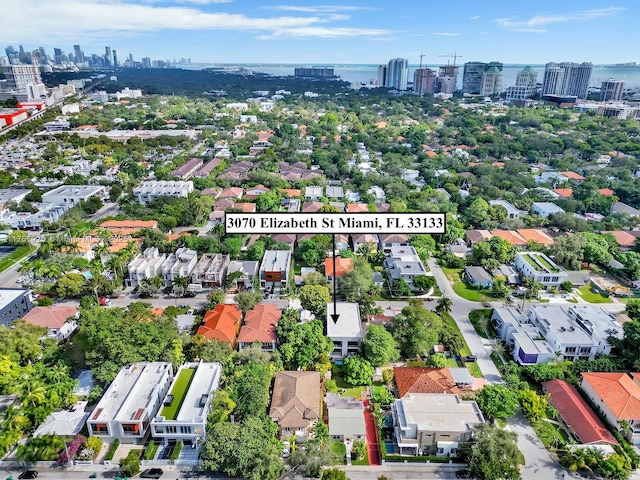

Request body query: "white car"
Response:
[282, 440, 291, 458]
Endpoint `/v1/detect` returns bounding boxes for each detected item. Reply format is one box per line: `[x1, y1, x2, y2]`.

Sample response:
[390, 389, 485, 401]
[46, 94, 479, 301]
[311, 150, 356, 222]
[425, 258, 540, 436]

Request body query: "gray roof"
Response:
[450, 368, 474, 386]
[465, 266, 493, 284]
[611, 201, 640, 216]
[326, 302, 363, 339]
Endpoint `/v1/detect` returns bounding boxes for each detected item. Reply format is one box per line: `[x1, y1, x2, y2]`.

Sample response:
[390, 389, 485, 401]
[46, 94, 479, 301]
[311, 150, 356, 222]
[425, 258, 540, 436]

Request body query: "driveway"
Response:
[362, 399, 381, 466]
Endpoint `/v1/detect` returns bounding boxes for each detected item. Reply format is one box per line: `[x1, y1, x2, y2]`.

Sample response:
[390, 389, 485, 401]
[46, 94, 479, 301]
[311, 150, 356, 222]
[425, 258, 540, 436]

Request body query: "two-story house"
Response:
[191, 253, 230, 288]
[269, 371, 321, 441]
[514, 251, 568, 291]
[326, 302, 363, 359]
[163, 247, 198, 287]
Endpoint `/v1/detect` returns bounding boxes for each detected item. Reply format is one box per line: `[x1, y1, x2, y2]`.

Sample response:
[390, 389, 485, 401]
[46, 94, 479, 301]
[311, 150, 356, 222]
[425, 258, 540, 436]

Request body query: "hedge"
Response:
[169, 441, 182, 461]
[104, 439, 120, 461]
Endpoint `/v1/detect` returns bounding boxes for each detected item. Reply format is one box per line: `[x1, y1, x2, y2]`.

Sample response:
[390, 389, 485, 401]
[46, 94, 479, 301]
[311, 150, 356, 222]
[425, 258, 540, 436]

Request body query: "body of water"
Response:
[182, 63, 640, 90]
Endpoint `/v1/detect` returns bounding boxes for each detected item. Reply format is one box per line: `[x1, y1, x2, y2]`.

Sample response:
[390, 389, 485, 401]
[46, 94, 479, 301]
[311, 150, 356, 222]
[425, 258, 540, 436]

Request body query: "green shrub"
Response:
[85, 437, 103, 458]
[143, 440, 158, 460]
[120, 449, 140, 476]
[104, 439, 120, 461]
[325, 379, 338, 392]
[169, 441, 182, 461]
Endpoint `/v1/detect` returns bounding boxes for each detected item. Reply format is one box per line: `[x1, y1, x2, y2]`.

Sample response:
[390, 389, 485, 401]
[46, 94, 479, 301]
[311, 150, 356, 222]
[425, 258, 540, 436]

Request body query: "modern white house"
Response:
[259, 250, 292, 288]
[326, 302, 363, 359]
[492, 307, 557, 365]
[489, 200, 522, 219]
[127, 247, 167, 288]
[190, 254, 229, 288]
[226, 260, 260, 289]
[532, 202, 565, 218]
[163, 248, 198, 287]
[133, 181, 194, 205]
[391, 393, 484, 456]
[87, 362, 173, 443]
[304, 186, 323, 201]
[41, 185, 107, 206]
[567, 306, 624, 355]
[151, 362, 222, 448]
[0, 288, 34, 327]
[384, 246, 428, 291]
[514, 252, 568, 290]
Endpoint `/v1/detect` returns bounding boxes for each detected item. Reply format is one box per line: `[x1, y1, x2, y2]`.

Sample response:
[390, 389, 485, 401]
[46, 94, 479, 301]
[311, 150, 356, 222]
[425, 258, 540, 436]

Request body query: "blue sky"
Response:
[3, 0, 638, 64]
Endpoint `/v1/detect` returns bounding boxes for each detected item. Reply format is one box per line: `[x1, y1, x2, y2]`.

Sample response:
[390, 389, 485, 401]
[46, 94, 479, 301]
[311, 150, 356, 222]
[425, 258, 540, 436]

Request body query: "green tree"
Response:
[299, 284, 331, 317]
[289, 441, 339, 477]
[435, 296, 453, 316]
[559, 281, 574, 293]
[295, 239, 325, 267]
[120, 449, 141, 477]
[427, 352, 448, 368]
[342, 355, 373, 386]
[392, 306, 442, 358]
[475, 384, 519, 419]
[518, 389, 548, 421]
[412, 275, 436, 294]
[362, 324, 400, 367]
[462, 423, 522, 480]
[53, 272, 87, 298]
[321, 467, 348, 480]
[276, 319, 333, 370]
[390, 278, 411, 297]
[235, 290, 264, 313]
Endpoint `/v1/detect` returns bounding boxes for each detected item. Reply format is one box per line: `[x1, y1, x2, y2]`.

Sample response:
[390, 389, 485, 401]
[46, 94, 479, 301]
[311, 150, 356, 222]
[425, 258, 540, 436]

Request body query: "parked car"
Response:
[18, 471, 39, 479]
[140, 468, 164, 479]
[463, 355, 477, 362]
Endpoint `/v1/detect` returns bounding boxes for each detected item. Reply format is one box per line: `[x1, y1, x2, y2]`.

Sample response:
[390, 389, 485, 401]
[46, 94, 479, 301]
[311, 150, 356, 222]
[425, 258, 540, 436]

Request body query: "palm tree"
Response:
[476, 314, 490, 337]
[618, 419, 633, 441]
[492, 340, 506, 362]
[93, 242, 110, 265]
[435, 296, 453, 316]
[1, 405, 29, 433]
[19, 383, 46, 410]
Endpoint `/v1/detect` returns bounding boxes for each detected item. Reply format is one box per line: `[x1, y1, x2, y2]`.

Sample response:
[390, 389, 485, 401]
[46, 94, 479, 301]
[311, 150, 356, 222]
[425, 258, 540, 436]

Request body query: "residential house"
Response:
[465, 230, 493, 247]
[259, 250, 292, 288]
[514, 251, 568, 290]
[302, 201, 323, 213]
[218, 187, 244, 199]
[490, 230, 527, 248]
[492, 265, 521, 286]
[237, 303, 281, 352]
[326, 186, 344, 200]
[326, 302, 363, 359]
[489, 200, 521, 219]
[379, 234, 409, 253]
[611, 202, 640, 217]
[603, 231, 639, 251]
[87, 362, 173, 443]
[171, 158, 203, 179]
[0, 288, 34, 327]
[133, 181, 194, 205]
[464, 266, 493, 289]
[542, 379, 618, 446]
[271, 234, 296, 249]
[151, 362, 222, 448]
[393, 367, 474, 398]
[269, 371, 321, 441]
[304, 186, 323, 201]
[516, 229, 555, 247]
[492, 307, 557, 365]
[567, 305, 623, 355]
[193, 158, 222, 178]
[99, 220, 159, 235]
[21, 305, 79, 341]
[553, 188, 573, 199]
[391, 393, 484, 456]
[325, 393, 366, 441]
[226, 260, 259, 289]
[244, 184, 270, 198]
[532, 202, 565, 218]
[325, 257, 354, 282]
[334, 234, 349, 251]
[346, 203, 370, 213]
[233, 202, 257, 213]
[384, 246, 428, 291]
[560, 171, 585, 182]
[196, 303, 243, 348]
[581, 372, 640, 444]
[41, 184, 106, 206]
[191, 253, 230, 288]
[162, 247, 198, 287]
[351, 234, 378, 252]
[126, 247, 167, 288]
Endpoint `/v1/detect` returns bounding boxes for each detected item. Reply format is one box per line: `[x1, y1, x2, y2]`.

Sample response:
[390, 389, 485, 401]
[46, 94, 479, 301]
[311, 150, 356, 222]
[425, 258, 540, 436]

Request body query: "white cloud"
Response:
[470, 15, 481, 20]
[1, 0, 388, 42]
[495, 6, 624, 33]
[430, 32, 461, 37]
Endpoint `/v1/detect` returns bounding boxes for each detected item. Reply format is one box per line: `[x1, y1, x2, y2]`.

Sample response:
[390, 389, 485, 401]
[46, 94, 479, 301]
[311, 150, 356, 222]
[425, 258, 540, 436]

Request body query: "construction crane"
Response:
[418, 53, 426, 70]
[438, 53, 463, 66]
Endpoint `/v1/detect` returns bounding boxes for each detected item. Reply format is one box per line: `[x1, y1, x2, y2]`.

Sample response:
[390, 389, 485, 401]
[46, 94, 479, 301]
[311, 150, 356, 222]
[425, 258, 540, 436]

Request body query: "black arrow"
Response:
[331, 233, 340, 324]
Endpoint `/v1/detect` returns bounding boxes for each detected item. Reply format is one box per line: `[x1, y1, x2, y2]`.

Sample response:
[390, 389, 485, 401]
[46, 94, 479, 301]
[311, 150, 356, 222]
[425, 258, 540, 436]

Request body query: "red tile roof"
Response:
[234, 203, 257, 213]
[394, 367, 464, 397]
[22, 306, 78, 329]
[560, 171, 585, 181]
[516, 229, 555, 246]
[582, 372, 640, 420]
[325, 257, 354, 278]
[346, 203, 370, 213]
[543, 379, 618, 445]
[490, 230, 527, 246]
[237, 303, 281, 345]
[99, 220, 158, 230]
[598, 188, 615, 197]
[197, 304, 243, 345]
[553, 188, 573, 198]
[603, 231, 637, 248]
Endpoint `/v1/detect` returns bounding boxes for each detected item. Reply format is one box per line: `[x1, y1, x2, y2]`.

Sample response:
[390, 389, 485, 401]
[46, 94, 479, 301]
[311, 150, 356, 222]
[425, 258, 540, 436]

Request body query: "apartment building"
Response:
[259, 250, 292, 288]
[163, 248, 198, 287]
[384, 245, 428, 291]
[190, 253, 229, 288]
[133, 181, 194, 205]
[126, 247, 167, 288]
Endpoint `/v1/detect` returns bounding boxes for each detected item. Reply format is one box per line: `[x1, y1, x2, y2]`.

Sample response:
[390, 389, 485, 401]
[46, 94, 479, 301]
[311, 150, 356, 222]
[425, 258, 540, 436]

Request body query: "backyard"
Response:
[577, 285, 613, 304]
[160, 367, 196, 420]
[442, 268, 492, 302]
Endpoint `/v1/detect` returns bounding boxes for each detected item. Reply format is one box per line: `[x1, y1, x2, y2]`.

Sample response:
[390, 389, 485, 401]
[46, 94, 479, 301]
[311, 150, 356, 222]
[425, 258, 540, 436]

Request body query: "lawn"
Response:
[577, 285, 613, 304]
[330, 441, 347, 464]
[332, 373, 368, 398]
[160, 367, 196, 420]
[442, 313, 483, 378]
[0, 244, 36, 274]
[532, 418, 569, 450]
[442, 268, 492, 302]
[468, 309, 495, 339]
[352, 451, 369, 465]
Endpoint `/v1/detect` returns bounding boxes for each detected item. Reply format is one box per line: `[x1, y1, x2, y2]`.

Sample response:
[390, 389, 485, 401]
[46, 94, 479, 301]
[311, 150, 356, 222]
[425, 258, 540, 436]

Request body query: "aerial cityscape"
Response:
[1, 2, 640, 480]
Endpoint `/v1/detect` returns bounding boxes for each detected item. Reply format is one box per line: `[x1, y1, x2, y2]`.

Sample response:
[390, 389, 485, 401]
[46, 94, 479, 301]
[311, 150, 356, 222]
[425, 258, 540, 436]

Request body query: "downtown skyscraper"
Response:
[541, 62, 593, 99]
[386, 58, 409, 91]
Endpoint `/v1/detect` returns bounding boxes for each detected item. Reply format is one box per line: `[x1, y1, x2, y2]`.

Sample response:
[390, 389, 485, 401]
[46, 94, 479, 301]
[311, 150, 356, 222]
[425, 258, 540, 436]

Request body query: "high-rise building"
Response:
[73, 44, 84, 64]
[294, 67, 335, 77]
[437, 65, 459, 94]
[505, 66, 538, 101]
[5, 46, 17, 64]
[377, 65, 387, 87]
[387, 58, 409, 90]
[112, 50, 118, 67]
[53, 48, 63, 65]
[105, 46, 112, 67]
[1, 63, 42, 91]
[463, 61, 503, 95]
[541, 62, 592, 99]
[600, 78, 624, 101]
[142, 57, 152, 69]
[413, 68, 437, 95]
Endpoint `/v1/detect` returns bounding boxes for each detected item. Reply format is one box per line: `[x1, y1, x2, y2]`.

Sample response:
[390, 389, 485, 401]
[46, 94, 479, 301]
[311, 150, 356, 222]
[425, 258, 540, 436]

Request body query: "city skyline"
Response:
[2, 0, 639, 65]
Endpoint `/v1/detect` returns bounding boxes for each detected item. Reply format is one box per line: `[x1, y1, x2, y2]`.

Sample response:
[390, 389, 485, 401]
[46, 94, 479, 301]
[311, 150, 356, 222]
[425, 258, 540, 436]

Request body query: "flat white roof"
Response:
[90, 362, 171, 423]
[0, 288, 30, 310]
[327, 302, 363, 338]
[396, 393, 484, 433]
[175, 362, 221, 422]
[42, 184, 105, 198]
